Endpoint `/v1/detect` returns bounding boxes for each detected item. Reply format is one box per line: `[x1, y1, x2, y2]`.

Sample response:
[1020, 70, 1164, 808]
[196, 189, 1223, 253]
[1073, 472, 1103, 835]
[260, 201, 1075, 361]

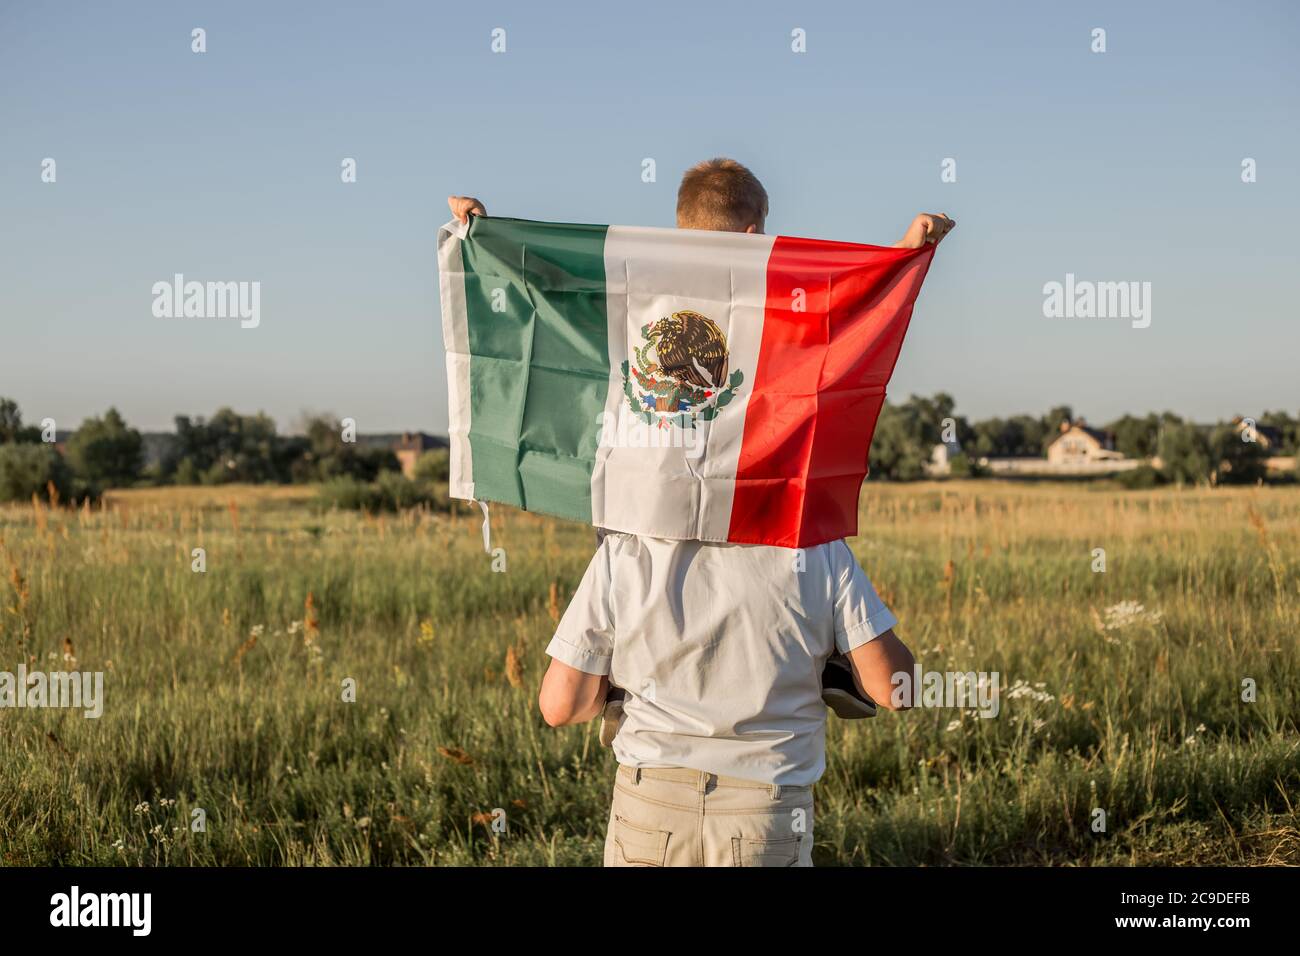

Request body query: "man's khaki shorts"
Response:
[603, 765, 815, 867]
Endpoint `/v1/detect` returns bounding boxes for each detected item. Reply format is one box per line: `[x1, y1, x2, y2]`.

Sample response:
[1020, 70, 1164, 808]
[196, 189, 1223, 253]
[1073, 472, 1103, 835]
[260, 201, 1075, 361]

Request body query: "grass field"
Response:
[1, 481, 1297, 866]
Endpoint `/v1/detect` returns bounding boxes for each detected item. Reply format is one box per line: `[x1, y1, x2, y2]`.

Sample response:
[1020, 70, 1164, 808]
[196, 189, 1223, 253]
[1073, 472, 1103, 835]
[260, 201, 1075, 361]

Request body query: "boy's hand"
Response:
[448, 195, 487, 224]
[894, 213, 956, 249]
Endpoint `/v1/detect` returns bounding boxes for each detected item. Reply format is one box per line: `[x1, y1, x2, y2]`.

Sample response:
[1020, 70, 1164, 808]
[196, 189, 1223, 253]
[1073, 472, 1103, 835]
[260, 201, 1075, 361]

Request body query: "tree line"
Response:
[856, 394, 1296, 485]
[0, 395, 1296, 505]
[0, 399, 447, 507]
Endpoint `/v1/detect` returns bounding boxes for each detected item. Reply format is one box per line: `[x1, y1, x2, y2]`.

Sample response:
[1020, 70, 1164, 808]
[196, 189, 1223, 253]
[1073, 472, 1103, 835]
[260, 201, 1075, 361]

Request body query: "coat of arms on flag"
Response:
[622, 310, 744, 430]
[438, 215, 936, 548]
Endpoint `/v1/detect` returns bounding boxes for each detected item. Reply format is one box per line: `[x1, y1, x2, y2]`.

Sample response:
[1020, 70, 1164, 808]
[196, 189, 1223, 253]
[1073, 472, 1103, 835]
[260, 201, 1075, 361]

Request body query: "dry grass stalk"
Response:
[437, 746, 474, 766]
[505, 645, 525, 689]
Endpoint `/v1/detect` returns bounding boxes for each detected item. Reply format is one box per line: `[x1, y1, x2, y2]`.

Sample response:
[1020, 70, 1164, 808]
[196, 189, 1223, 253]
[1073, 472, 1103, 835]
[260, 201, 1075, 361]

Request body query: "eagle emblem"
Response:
[621, 310, 744, 429]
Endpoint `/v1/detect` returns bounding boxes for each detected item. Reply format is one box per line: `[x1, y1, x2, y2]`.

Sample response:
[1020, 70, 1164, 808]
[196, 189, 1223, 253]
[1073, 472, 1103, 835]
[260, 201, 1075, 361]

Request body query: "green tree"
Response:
[166, 408, 283, 484]
[1209, 424, 1268, 485]
[970, 414, 1047, 458]
[1157, 423, 1212, 484]
[412, 449, 450, 484]
[869, 406, 928, 480]
[1109, 414, 1155, 459]
[296, 414, 398, 482]
[1258, 410, 1299, 454]
[0, 397, 43, 444]
[0, 398, 21, 442]
[65, 408, 143, 488]
[868, 393, 967, 480]
[0, 444, 73, 503]
[1107, 412, 1184, 459]
[946, 453, 985, 478]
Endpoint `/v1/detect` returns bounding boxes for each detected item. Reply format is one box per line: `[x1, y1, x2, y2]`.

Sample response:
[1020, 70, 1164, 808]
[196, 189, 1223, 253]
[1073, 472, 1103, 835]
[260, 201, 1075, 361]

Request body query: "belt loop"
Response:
[697, 772, 708, 794]
[770, 783, 782, 800]
[633, 767, 642, 785]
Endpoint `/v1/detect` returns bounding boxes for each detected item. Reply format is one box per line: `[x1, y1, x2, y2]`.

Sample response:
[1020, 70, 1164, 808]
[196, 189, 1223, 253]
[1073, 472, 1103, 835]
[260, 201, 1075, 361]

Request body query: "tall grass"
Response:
[1, 482, 1296, 865]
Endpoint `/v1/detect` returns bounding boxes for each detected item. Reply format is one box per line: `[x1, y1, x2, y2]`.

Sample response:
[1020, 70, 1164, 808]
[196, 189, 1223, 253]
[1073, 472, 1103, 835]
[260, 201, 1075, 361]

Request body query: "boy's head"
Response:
[676, 158, 768, 234]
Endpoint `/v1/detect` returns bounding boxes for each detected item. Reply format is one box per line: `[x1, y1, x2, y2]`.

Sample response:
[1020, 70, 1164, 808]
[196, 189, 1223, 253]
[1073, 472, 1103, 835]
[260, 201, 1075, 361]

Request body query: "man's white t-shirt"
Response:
[544, 533, 898, 786]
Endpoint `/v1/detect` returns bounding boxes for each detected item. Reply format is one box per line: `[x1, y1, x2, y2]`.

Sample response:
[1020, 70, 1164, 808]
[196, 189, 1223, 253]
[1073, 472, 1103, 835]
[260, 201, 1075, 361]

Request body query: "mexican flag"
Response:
[438, 216, 936, 548]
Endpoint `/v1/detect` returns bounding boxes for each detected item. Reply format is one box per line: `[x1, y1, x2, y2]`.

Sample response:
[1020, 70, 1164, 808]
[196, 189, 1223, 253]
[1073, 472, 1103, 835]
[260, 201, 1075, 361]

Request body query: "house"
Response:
[925, 437, 964, 477]
[1231, 417, 1283, 451]
[391, 432, 446, 478]
[1046, 419, 1124, 465]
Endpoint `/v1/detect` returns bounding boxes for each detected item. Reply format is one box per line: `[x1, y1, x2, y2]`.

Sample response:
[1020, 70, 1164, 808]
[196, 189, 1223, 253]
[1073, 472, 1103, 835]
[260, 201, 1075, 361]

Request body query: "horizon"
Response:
[15, 396, 1285, 441]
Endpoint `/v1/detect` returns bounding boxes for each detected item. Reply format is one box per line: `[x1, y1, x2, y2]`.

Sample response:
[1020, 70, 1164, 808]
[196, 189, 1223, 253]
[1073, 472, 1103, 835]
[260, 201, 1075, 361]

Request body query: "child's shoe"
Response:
[821, 654, 877, 719]
[599, 686, 627, 746]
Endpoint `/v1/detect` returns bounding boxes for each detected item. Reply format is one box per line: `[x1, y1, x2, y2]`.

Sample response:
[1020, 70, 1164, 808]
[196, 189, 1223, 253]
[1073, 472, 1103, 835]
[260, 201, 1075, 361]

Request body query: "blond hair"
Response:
[676, 158, 769, 232]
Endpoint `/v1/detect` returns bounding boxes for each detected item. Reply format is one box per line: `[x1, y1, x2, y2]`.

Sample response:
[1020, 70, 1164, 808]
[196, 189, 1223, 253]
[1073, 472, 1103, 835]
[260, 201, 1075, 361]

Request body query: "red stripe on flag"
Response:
[728, 236, 936, 548]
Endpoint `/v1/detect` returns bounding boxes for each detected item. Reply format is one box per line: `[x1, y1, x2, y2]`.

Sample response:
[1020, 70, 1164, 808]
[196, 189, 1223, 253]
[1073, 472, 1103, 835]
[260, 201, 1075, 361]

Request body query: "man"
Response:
[449, 158, 953, 866]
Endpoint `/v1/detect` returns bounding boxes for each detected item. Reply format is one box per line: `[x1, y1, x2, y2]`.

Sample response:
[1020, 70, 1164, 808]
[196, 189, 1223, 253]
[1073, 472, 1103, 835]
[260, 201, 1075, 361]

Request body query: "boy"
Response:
[448, 159, 953, 866]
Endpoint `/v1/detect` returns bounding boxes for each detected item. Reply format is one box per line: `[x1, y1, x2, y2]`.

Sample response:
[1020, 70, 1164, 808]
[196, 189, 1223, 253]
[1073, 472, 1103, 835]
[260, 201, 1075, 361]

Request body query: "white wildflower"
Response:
[1006, 679, 1055, 703]
[1102, 601, 1163, 631]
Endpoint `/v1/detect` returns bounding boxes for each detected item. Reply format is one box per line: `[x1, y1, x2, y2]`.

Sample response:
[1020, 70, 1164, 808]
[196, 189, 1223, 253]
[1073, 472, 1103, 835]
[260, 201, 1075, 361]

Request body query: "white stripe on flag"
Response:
[594, 226, 776, 541]
[437, 218, 474, 500]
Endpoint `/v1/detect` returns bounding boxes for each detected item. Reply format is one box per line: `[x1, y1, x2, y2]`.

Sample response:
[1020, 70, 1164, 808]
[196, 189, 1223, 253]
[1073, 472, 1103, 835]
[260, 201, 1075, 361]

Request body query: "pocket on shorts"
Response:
[731, 834, 802, 867]
[612, 814, 670, 866]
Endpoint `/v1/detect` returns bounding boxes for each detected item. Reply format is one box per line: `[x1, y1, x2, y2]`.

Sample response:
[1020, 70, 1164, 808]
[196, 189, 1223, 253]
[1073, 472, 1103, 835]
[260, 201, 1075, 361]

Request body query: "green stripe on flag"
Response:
[460, 217, 610, 522]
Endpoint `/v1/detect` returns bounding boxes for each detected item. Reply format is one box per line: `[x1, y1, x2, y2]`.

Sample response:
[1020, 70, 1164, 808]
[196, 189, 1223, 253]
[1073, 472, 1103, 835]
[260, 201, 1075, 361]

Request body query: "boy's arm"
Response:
[448, 195, 487, 223]
[539, 661, 609, 727]
[831, 540, 914, 711]
[539, 539, 616, 727]
[846, 629, 915, 711]
[894, 213, 956, 249]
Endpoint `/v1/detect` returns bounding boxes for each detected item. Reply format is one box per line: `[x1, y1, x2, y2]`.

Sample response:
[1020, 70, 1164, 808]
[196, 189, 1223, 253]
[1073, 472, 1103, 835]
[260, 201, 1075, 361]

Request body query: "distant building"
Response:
[392, 432, 445, 478]
[925, 437, 964, 477]
[1231, 417, 1283, 451]
[1046, 419, 1124, 466]
[976, 419, 1136, 476]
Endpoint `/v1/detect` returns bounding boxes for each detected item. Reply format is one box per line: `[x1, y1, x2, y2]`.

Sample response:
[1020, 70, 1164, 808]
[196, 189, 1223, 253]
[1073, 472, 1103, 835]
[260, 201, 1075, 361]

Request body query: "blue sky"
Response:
[1, 0, 1296, 433]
